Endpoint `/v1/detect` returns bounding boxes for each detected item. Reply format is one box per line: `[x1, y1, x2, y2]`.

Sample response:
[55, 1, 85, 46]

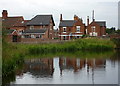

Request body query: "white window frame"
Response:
[63, 27, 67, 33]
[31, 35, 35, 38]
[91, 26, 96, 32]
[36, 35, 42, 38]
[76, 26, 80, 32]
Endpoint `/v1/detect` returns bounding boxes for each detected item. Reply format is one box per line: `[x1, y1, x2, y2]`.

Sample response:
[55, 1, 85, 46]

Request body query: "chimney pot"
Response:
[2, 10, 8, 19]
[60, 14, 62, 21]
[87, 16, 89, 26]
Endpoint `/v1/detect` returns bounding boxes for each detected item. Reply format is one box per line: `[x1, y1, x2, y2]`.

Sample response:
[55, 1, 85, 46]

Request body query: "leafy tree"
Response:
[106, 27, 116, 34]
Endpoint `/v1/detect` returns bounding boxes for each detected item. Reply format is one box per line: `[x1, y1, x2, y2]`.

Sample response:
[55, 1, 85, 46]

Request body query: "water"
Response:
[9, 51, 119, 84]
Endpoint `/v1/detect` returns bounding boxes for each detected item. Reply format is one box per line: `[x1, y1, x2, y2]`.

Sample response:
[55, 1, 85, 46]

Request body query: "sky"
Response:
[0, 0, 119, 29]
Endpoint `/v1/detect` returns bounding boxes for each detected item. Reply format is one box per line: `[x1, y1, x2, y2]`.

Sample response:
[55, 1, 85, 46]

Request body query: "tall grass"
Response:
[27, 38, 115, 54]
[2, 36, 24, 77]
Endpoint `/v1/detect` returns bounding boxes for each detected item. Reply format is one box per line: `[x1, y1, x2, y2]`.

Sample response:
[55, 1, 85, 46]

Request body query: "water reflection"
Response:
[6, 50, 120, 84]
[24, 58, 54, 78]
[11, 53, 118, 84]
[59, 58, 106, 74]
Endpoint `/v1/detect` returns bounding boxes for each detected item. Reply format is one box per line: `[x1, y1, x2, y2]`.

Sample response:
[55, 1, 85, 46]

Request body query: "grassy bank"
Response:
[27, 38, 115, 54]
[25, 50, 116, 60]
[2, 41, 24, 77]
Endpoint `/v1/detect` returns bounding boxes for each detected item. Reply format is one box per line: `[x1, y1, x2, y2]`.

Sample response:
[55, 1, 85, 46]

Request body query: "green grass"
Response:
[26, 38, 115, 54]
[25, 50, 116, 60]
[2, 40, 24, 77]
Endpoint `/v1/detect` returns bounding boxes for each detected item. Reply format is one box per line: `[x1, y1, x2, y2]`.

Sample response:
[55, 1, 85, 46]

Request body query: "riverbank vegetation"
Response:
[3, 38, 115, 75]
[2, 40, 24, 77]
[27, 38, 115, 54]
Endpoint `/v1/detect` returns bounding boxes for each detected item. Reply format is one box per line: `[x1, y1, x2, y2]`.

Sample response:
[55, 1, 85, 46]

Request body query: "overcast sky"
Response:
[0, 0, 119, 29]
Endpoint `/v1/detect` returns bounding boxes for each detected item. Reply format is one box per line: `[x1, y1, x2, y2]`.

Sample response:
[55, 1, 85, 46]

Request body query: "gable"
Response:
[74, 20, 85, 26]
[89, 21, 106, 27]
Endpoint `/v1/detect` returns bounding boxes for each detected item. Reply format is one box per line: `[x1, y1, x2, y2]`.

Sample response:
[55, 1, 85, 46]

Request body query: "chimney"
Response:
[92, 10, 95, 21]
[60, 14, 62, 21]
[74, 15, 79, 21]
[87, 16, 89, 26]
[2, 10, 8, 19]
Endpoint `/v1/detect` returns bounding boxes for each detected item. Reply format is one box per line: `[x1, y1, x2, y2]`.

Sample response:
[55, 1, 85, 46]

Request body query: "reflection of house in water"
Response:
[18, 58, 54, 78]
[59, 58, 106, 74]
[59, 58, 86, 73]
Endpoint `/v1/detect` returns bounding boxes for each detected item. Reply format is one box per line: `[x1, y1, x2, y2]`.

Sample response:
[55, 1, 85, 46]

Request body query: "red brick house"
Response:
[2, 10, 26, 42]
[59, 14, 86, 40]
[86, 16, 106, 37]
[21, 15, 55, 42]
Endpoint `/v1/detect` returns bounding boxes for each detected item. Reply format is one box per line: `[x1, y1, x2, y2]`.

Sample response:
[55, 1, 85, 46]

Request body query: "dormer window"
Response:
[76, 26, 80, 32]
[63, 27, 66, 32]
[30, 26, 34, 30]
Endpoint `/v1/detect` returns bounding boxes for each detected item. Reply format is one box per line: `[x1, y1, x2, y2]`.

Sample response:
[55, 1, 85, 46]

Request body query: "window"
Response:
[43, 26, 46, 28]
[30, 26, 34, 30]
[24, 35, 30, 38]
[31, 35, 35, 38]
[77, 36, 80, 38]
[21, 21, 24, 23]
[91, 26, 96, 32]
[36, 35, 42, 38]
[76, 26, 80, 32]
[63, 36, 67, 40]
[63, 27, 66, 32]
[50, 23, 52, 30]
[18, 31, 22, 35]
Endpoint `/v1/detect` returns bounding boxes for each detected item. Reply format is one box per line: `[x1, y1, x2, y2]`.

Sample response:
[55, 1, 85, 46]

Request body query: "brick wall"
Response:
[87, 22, 106, 36]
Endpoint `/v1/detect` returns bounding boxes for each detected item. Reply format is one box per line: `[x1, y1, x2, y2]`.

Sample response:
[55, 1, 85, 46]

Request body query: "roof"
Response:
[26, 15, 55, 26]
[59, 20, 76, 27]
[2, 16, 24, 28]
[22, 29, 47, 34]
[95, 21, 106, 27]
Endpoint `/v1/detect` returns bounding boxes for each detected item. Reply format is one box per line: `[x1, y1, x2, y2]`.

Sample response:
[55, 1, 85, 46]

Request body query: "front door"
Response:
[13, 35, 17, 42]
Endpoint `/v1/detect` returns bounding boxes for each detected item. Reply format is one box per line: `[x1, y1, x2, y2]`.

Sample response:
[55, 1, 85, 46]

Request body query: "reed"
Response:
[28, 38, 115, 54]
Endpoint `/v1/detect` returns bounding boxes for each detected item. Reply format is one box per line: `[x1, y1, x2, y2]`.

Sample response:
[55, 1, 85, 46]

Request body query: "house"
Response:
[21, 15, 55, 42]
[59, 14, 86, 40]
[2, 10, 26, 33]
[2, 10, 26, 42]
[86, 16, 106, 37]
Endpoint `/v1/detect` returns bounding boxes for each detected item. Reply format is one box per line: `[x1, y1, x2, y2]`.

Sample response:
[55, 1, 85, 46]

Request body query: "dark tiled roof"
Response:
[2, 16, 24, 28]
[95, 21, 106, 27]
[59, 20, 76, 27]
[26, 15, 55, 26]
[22, 29, 47, 34]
